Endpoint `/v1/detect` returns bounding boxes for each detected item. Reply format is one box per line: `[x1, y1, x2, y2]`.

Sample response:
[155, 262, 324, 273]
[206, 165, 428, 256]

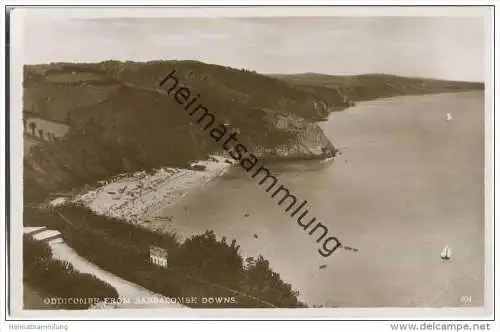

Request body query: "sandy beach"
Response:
[50, 155, 233, 227]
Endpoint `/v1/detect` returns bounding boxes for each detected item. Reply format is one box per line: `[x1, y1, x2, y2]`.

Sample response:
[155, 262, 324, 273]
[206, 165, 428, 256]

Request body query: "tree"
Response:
[23, 235, 120, 309]
[65, 112, 75, 126]
[23, 235, 51, 269]
[172, 230, 243, 288]
[38, 99, 49, 118]
[29, 121, 37, 136]
[23, 118, 27, 133]
[241, 255, 305, 308]
[38, 129, 44, 140]
[80, 148, 88, 169]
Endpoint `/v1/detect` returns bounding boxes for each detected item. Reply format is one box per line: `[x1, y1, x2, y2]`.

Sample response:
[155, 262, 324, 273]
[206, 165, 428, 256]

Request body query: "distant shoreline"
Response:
[318, 89, 485, 120]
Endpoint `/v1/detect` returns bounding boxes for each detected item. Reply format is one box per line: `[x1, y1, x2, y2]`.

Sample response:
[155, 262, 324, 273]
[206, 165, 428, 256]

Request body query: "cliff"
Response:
[254, 111, 336, 160]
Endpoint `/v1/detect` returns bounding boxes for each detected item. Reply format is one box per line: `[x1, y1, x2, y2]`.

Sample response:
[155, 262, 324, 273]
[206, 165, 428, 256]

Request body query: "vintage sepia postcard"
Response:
[5, 5, 496, 322]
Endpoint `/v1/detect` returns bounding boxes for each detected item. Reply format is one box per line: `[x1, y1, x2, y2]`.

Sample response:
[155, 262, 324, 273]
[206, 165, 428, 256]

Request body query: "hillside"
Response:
[23, 61, 484, 201]
[24, 61, 351, 122]
[23, 61, 339, 201]
[271, 73, 484, 103]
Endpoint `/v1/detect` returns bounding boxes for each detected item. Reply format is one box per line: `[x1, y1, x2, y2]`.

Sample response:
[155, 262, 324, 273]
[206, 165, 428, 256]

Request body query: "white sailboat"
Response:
[446, 113, 453, 121]
[440, 245, 452, 260]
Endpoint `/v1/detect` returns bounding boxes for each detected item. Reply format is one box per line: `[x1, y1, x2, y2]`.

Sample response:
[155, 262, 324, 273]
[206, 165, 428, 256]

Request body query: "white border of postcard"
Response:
[5, 3, 497, 321]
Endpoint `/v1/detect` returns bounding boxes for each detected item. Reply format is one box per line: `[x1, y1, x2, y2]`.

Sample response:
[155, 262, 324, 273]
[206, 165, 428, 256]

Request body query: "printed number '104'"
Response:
[461, 296, 472, 305]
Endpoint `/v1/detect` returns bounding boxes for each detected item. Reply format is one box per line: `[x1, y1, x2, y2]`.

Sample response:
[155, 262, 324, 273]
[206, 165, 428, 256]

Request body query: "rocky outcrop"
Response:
[253, 112, 335, 160]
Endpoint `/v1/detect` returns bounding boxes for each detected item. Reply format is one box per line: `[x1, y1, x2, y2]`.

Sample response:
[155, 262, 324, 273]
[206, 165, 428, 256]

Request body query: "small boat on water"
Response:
[320, 156, 334, 163]
[441, 245, 452, 260]
[446, 113, 453, 121]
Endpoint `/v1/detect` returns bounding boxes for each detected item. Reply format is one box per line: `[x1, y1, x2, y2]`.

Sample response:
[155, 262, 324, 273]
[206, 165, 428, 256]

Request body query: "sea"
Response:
[157, 91, 485, 307]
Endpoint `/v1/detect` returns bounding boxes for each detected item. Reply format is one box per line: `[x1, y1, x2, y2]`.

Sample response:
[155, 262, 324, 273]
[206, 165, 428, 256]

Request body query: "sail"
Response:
[446, 113, 453, 121]
[441, 245, 451, 259]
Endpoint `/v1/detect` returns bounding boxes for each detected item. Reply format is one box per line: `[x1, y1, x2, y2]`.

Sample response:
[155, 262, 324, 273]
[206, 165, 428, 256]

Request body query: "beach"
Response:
[50, 155, 233, 228]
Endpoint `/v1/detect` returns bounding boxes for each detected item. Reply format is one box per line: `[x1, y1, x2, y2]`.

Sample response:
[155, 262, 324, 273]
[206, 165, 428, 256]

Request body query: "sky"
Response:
[21, 15, 486, 82]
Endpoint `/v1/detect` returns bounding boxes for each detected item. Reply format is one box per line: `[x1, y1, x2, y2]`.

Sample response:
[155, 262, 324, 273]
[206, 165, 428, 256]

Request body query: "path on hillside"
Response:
[24, 227, 186, 309]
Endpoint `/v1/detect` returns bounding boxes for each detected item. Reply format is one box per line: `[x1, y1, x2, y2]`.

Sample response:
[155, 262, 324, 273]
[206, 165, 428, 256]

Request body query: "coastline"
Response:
[45, 90, 482, 229]
[50, 155, 233, 227]
[36, 90, 485, 308]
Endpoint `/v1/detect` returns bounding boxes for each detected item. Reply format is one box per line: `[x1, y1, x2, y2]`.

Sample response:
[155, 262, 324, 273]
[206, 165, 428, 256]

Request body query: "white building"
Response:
[149, 246, 168, 269]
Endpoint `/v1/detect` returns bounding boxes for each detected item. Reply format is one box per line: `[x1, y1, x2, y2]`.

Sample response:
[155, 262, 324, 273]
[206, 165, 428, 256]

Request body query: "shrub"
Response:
[25, 205, 306, 307]
[23, 235, 119, 309]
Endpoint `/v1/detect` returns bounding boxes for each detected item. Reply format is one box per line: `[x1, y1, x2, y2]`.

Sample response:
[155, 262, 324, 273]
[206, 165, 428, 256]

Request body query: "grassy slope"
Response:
[24, 60, 349, 122]
[271, 73, 484, 102]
